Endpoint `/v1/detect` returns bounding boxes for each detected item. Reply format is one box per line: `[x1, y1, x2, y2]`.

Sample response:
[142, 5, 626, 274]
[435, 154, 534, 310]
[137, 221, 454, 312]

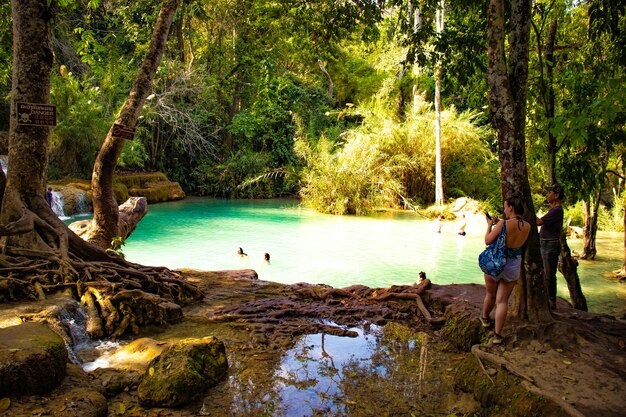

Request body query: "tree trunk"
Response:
[90, 0, 180, 249]
[69, 197, 148, 247]
[544, 20, 558, 185]
[558, 231, 588, 311]
[1, 0, 55, 252]
[434, 0, 444, 206]
[318, 59, 334, 99]
[622, 192, 626, 276]
[581, 195, 599, 260]
[487, 0, 551, 323]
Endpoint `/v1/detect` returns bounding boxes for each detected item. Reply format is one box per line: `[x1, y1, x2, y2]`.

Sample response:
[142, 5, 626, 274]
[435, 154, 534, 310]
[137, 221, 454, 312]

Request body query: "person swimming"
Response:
[263, 253, 270, 263]
[237, 247, 248, 257]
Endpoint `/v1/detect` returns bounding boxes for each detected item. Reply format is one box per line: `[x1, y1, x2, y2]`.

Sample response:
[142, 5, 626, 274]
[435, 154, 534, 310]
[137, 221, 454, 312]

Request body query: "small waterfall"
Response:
[56, 300, 121, 369]
[74, 191, 88, 214]
[59, 301, 90, 364]
[0, 155, 7, 174]
[50, 191, 67, 219]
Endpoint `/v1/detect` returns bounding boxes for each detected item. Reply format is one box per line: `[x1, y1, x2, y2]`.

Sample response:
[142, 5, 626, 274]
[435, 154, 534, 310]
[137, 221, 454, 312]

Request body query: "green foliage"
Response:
[297, 92, 499, 215]
[189, 150, 293, 199]
[49, 70, 109, 178]
[118, 139, 148, 171]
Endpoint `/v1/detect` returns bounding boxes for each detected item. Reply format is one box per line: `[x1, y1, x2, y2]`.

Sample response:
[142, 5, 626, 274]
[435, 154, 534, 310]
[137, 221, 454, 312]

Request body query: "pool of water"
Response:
[71, 197, 625, 316]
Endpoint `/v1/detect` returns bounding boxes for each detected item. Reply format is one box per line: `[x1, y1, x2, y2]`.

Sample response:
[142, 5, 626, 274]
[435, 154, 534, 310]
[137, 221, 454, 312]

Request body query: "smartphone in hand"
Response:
[485, 211, 492, 220]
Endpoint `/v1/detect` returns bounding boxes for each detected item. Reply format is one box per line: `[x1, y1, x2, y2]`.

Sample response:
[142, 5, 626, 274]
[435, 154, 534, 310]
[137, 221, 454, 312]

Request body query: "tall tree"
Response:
[528, 1, 587, 310]
[89, 0, 180, 249]
[0, 0, 200, 339]
[486, 0, 551, 322]
[434, 0, 445, 206]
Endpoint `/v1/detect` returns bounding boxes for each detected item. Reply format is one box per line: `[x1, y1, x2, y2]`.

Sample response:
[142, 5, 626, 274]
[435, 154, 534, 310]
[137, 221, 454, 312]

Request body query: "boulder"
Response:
[3, 364, 108, 417]
[0, 322, 67, 395]
[137, 336, 228, 407]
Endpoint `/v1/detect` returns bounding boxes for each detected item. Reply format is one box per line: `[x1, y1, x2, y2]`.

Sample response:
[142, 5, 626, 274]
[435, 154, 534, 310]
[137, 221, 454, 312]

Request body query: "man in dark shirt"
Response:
[536, 184, 564, 309]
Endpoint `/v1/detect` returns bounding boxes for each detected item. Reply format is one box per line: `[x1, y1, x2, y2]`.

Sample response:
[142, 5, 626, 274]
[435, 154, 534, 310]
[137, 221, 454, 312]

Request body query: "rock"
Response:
[129, 181, 185, 203]
[137, 336, 228, 407]
[0, 322, 68, 395]
[90, 367, 143, 397]
[3, 364, 108, 417]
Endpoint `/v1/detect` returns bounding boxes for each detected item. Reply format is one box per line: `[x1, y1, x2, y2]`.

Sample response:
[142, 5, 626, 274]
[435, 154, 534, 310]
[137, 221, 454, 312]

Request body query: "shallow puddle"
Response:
[194, 322, 472, 417]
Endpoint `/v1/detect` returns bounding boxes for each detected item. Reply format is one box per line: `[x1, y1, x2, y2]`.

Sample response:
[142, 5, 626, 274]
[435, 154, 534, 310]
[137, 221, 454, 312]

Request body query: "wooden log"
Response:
[69, 196, 148, 245]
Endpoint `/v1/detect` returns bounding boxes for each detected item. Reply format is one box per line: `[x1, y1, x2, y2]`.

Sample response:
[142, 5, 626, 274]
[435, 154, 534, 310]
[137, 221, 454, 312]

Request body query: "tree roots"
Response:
[0, 248, 202, 339]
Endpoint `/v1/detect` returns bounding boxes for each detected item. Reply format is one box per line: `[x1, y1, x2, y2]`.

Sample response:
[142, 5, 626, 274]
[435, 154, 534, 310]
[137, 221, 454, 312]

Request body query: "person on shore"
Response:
[416, 271, 427, 284]
[457, 214, 467, 236]
[46, 187, 53, 208]
[536, 184, 564, 310]
[480, 196, 531, 345]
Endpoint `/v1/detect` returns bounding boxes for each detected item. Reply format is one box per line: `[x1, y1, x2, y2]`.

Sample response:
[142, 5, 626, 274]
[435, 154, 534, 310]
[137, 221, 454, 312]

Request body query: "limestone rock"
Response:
[0, 322, 68, 395]
[137, 336, 228, 407]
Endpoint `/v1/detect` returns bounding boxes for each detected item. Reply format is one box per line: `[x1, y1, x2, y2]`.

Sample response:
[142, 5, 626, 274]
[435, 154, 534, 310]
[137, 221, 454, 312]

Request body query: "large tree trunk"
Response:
[487, 0, 551, 323]
[90, 0, 180, 249]
[558, 231, 588, 310]
[1, 0, 201, 340]
[2, 0, 55, 252]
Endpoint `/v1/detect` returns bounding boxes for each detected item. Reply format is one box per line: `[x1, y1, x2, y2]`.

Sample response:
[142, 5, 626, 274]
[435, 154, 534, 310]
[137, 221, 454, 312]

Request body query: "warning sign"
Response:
[112, 123, 136, 140]
[16, 102, 57, 127]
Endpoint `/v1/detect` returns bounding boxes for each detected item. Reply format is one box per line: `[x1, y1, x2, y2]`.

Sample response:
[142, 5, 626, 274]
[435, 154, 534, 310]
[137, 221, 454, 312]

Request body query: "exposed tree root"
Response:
[470, 344, 586, 417]
[0, 244, 203, 339]
[470, 345, 535, 383]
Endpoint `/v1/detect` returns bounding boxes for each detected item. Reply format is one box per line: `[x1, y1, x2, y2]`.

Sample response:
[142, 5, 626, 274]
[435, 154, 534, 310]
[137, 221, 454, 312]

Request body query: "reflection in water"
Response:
[199, 322, 465, 417]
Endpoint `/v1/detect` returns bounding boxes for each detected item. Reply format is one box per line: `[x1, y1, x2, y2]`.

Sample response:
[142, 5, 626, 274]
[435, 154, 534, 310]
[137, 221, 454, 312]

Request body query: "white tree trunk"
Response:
[434, 0, 445, 206]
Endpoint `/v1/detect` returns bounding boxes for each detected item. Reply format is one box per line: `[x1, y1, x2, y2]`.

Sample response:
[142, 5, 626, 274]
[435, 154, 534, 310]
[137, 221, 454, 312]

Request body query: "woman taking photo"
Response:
[480, 196, 531, 344]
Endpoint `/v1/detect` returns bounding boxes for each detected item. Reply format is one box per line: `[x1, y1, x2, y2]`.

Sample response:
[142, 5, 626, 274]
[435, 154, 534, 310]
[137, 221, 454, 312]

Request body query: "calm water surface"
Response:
[118, 197, 624, 316]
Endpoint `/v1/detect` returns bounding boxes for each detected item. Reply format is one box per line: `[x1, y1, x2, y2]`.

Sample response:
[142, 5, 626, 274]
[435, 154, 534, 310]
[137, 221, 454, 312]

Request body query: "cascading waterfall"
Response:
[75, 191, 88, 214]
[56, 300, 121, 370]
[0, 155, 7, 174]
[50, 191, 67, 218]
[50, 189, 90, 218]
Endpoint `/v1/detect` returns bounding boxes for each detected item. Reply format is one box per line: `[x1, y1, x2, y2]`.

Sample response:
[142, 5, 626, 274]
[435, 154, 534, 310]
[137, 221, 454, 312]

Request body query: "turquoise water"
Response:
[113, 197, 624, 316]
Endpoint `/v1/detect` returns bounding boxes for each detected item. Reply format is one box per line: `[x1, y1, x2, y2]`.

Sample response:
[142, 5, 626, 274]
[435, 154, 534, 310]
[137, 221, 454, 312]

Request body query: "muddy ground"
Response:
[1, 269, 625, 416]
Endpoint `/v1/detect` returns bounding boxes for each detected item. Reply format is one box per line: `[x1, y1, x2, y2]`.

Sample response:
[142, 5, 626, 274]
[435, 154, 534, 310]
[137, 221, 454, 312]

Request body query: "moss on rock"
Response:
[440, 313, 484, 352]
[0, 322, 68, 396]
[137, 336, 228, 407]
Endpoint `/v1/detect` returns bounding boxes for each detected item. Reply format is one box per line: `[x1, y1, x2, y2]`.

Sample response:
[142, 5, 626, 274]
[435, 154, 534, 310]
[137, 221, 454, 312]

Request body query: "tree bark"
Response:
[558, 231, 588, 311]
[487, 0, 551, 323]
[544, 20, 558, 185]
[581, 195, 599, 260]
[2, 0, 54, 252]
[90, 0, 180, 249]
[69, 197, 148, 246]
